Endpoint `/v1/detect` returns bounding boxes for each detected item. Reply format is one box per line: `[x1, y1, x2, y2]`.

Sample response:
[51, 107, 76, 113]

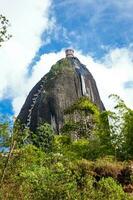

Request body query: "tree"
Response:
[0, 14, 11, 46]
[0, 119, 11, 149]
[33, 123, 54, 152]
[62, 97, 100, 139]
[108, 94, 133, 160]
[121, 108, 133, 159]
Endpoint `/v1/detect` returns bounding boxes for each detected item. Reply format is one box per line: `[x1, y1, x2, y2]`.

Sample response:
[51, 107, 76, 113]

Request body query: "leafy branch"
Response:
[0, 14, 12, 46]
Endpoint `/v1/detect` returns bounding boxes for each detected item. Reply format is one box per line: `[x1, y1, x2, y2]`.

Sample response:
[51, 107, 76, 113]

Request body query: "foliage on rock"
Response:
[63, 97, 100, 138]
[46, 58, 73, 81]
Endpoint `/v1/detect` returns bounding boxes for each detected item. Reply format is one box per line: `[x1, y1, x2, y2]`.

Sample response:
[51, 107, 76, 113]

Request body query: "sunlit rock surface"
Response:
[18, 50, 105, 133]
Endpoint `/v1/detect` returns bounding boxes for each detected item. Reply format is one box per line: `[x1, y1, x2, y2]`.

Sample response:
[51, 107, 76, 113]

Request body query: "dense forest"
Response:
[0, 95, 133, 200]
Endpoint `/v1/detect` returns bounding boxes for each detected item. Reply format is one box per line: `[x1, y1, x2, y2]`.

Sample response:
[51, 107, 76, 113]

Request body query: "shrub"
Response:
[95, 177, 131, 200]
[33, 123, 54, 152]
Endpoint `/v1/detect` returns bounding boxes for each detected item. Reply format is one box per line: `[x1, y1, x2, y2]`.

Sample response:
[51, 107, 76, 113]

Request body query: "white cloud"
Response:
[75, 47, 133, 110]
[0, 0, 52, 106]
[0, 1, 133, 116]
[12, 47, 133, 115]
[12, 50, 65, 115]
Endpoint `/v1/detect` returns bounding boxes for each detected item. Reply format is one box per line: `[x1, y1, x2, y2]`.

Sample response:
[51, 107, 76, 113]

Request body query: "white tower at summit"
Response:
[65, 49, 74, 57]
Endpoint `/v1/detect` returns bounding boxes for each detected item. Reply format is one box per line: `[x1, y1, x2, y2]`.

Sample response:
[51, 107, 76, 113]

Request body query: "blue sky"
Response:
[36, 0, 133, 58]
[0, 0, 133, 117]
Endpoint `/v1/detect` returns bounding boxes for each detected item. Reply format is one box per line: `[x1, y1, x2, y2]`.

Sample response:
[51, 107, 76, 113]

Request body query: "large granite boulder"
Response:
[18, 50, 105, 133]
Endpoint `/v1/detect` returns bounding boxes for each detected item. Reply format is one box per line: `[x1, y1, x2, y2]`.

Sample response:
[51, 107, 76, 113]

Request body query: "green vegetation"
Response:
[0, 95, 133, 199]
[33, 123, 54, 152]
[46, 58, 74, 81]
[63, 97, 100, 139]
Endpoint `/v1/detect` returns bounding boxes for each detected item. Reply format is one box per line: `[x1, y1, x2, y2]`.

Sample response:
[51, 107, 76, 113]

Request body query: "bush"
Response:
[95, 177, 131, 200]
[33, 123, 54, 152]
[93, 157, 124, 181]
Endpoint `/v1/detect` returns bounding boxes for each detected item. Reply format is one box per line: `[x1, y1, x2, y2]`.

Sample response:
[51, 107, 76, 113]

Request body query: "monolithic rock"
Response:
[18, 49, 105, 133]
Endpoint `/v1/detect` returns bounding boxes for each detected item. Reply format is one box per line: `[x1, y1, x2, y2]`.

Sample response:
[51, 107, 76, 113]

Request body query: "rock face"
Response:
[18, 50, 105, 133]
